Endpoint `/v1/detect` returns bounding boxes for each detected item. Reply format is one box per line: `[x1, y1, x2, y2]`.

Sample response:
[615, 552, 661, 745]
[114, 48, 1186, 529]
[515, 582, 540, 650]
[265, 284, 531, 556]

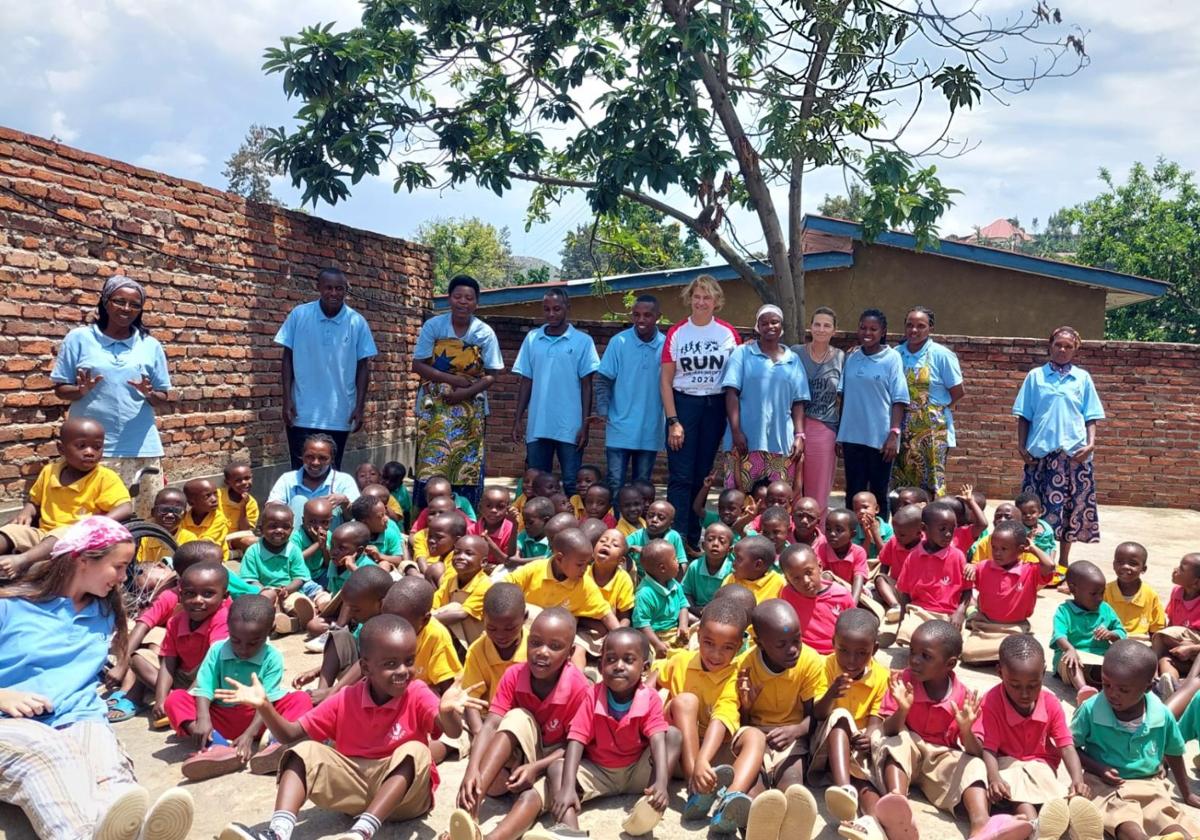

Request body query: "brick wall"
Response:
[0, 126, 432, 502]
[480, 315, 1200, 510]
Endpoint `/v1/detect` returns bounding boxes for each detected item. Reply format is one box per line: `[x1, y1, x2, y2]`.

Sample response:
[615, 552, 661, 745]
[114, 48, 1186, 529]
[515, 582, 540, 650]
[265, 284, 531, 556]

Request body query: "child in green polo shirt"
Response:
[350, 492, 407, 572]
[1072, 639, 1200, 838]
[239, 503, 324, 636]
[626, 501, 688, 576]
[682, 522, 734, 620]
[511, 496, 554, 568]
[1050, 561, 1126, 706]
[289, 497, 334, 586]
[633, 540, 690, 659]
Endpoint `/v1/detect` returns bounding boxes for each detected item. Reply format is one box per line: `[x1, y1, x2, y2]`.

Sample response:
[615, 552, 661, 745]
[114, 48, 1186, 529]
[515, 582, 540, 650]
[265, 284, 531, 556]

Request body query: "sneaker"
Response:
[273, 612, 297, 635]
[291, 594, 316, 629]
[884, 605, 902, 623]
[181, 745, 243, 782]
[683, 763, 734, 820]
[711, 791, 752, 835]
[304, 631, 330, 653]
[218, 826, 279, 840]
[248, 742, 285, 776]
[94, 786, 149, 840]
[139, 787, 194, 840]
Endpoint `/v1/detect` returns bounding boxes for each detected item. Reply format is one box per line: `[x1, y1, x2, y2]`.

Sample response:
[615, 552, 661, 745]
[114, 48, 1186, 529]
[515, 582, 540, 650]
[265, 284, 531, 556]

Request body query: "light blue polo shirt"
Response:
[274, 301, 378, 431]
[836, 346, 910, 449]
[896, 340, 963, 446]
[1072, 692, 1184, 779]
[0, 596, 115, 726]
[267, 467, 360, 527]
[512, 324, 600, 444]
[597, 327, 665, 452]
[50, 325, 171, 457]
[1012, 364, 1105, 458]
[721, 342, 810, 454]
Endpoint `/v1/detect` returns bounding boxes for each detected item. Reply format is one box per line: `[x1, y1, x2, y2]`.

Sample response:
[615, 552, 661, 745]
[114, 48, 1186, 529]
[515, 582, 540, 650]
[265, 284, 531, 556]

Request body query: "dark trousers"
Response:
[526, 438, 583, 496]
[841, 442, 894, 521]
[605, 448, 658, 497]
[666, 391, 728, 547]
[286, 425, 350, 471]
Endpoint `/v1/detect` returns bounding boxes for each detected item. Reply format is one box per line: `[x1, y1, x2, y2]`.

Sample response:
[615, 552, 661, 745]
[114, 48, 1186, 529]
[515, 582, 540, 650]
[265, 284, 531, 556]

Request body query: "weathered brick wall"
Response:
[0, 127, 431, 501]
[480, 315, 1200, 510]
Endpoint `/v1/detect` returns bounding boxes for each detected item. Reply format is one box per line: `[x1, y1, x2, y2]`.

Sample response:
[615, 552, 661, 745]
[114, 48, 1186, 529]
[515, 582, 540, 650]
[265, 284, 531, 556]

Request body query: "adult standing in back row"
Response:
[275, 268, 378, 470]
[660, 275, 741, 549]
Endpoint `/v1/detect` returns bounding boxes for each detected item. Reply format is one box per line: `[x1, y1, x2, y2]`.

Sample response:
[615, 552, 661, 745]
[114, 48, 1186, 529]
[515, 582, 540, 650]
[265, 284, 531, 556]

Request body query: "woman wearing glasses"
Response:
[51, 276, 172, 516]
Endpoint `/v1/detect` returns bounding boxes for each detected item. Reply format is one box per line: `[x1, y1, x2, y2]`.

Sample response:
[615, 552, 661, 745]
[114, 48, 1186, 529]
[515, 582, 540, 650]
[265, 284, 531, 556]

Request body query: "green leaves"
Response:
[860, 150, 959, 248]
[932, 65, 982, 112]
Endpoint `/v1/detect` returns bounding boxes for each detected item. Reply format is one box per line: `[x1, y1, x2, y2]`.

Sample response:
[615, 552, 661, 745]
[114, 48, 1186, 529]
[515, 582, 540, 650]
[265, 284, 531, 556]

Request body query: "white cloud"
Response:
[45, 68, 90, 94]
[48, 110, 78, 142]
[102, 96, 173, 125]
[135, 141, 207, 175]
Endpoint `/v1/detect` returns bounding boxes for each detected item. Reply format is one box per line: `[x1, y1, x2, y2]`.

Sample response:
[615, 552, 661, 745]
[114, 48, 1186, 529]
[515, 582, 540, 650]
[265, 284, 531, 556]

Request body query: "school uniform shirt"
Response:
[177, 508, 231, 562]
[588, 566, 635, 615]
[569, 682, 669, 768]
[682, 555, 733, 609]
[369, 519, 406, 557]
[720, 570, 786, 604]
[0, 596, 115, 727]
[974, 560, 1050, 623]
[191, 639, 286, 707]
[413, 618, 463, 687]
[1103, 580, 1167, 637]
[952, 525, 978, 557]
[633, 576, 689, 634]
[880, 668, 969, 749]
[239, 540, 311, 589]
[470, 518, 516, 557]
[815, 541, 869, 584]
[616, 517, 645, 538]
[217, 488, 259, 532]
[597, 326, 666, 452]
[512, 324, 600, 444]
[136, 588, 180, 628]
[289, 527, 326, 578]
[50, 324, 171, 457]
[1049, 601, 1126, 672]
[161, 602, 231, 672]
[853, 519, 893, 560]
[411, 501, 477, 534]
[326, 555, 378, 597]
[979, 684, 1072, 769]
[1012, 363, 1105, 458]
[877, 537, 916, 578]
[138, 527, 195, 565]
[1166, 586, 1200, 628]
[719, 342, 811, 454]
[823, 654, 888, 727]
[1031, 519, 1057, 555]
[657, 650, 740, 736]
[1175, 691, 1200, 745]
[27, 460, 130, 532]
[507, 558, 612, 619]
[489, 662, 591, 747]
[569, 495, 586, 520]
[896, 340, 963, 445]
[662, 317, 741, 396]
[1071, 692, 1184, 780]
[432, 567, 492, 621]
[274, 300, 378, 431]
[626, 527, 687, 571]
[737, 643, 826, 727]
[783, 581, 855, 655]
[967, 534, 1039, 568]
[267, 468, 359, 529]
[461, 629, 528, 702]
[836, 346, 910, 450]
[895, 544, 970, 614]
[516, 531, 551, 559]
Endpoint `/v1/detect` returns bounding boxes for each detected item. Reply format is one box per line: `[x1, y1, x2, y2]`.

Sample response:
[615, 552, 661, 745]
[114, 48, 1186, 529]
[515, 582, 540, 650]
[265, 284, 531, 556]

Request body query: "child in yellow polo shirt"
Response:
[179, 478, 230, 563]
[136, 487, 195, 566]
[615, 486, 647, 538]
[218, 461, 260, 553]
[1103, 541, 1166, 640]
[588, 529, 635, 625]
[433, 534, 492, 649]
[383, 576, 461, 695]
[720, 536, 785, 604]
[808, 608, 888, 823]
[460, 583, 528, 739]
[411, 499, 462, 578]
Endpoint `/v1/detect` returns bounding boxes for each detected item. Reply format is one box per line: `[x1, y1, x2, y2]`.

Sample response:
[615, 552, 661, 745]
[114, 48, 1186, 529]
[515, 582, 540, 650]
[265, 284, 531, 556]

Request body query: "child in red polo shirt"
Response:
[217, 614, 484, 840]
[450, 608, 591, 840]
[960, 521, 1055, 665]
[873, 504, 923, 623]
[816, 508, 869, 604]
[895, 502, 971, 646]
[471, 486, 517, 571]
[542, 628, 681, 838]
[780, 543, 853, 655]
[790, 496, 826, 549]
[1153, 553, 1200, 686]
[948, 484, 988, 556]
[978, 634, 1103, 839]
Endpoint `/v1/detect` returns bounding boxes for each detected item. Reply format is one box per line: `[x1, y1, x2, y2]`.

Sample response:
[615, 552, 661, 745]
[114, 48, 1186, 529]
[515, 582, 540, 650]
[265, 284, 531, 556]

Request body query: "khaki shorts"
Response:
[286, 740, 434, 821]
[131, 625, 168, 669]
[446, 590, 484, 647]
[1056, 650, 1104, 684]
[808, 708, 870, 784]
[1084, 772, 1200, 837]
[993, 756, 1070, 805]
[495, 708, 553, 807]
[960, 614, 1030, 665]
[329, 626, 360, 679]
[873, 730, 987, 812]
[733, 724, 807, 787]
[0, 523, 49, 555]
[576, 752, 654, 802]
[896, 605, 955, 647]
[827, 572, 885, 622]
[1156, 626, 1200, 648]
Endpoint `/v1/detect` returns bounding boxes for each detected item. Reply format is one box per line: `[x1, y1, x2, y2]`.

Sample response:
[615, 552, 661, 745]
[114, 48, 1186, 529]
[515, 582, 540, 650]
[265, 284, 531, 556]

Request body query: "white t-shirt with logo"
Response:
[661, 317, 741, 396]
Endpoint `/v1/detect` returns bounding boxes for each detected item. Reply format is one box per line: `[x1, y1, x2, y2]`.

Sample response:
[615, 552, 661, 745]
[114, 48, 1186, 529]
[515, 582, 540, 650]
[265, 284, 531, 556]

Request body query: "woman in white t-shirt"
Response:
[659, 275, 741, 549]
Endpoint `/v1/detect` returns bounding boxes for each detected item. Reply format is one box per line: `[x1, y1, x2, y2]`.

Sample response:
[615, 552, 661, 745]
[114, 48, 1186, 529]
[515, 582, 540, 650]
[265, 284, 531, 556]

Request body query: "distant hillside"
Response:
[510, 255, 560, 282]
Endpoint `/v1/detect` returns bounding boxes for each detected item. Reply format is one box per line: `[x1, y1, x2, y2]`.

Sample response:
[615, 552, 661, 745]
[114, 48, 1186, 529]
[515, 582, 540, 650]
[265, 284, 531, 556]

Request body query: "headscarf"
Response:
[100, 275, 146, 309]
[50, 516, 134, 558]
[755, 304, 784, 323]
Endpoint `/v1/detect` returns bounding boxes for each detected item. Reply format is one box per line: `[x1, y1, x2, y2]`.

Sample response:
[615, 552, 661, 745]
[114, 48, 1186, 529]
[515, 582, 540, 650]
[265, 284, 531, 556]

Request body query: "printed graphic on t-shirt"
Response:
[676, 338, 729, 388]
[810, 368, 839, 410]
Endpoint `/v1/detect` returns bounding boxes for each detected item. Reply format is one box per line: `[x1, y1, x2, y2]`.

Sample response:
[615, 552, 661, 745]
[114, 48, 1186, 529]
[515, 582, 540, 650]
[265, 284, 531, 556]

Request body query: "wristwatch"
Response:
[666, 417, 681, 427]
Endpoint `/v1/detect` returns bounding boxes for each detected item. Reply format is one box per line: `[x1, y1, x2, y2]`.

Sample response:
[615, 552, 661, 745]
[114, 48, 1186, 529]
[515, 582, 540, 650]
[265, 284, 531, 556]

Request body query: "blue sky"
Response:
[3, 0, 1198, 266]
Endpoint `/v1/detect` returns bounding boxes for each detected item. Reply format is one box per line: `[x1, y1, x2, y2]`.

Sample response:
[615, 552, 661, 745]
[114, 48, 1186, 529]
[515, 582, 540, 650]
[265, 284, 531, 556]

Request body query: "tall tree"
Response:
[262, 0, 1086, 328]
[560, 200, 704, 280]
[816, 184, 870, 222]
[223, 124, 282, 205]
[414, 216, 515, 292]
[1063, 160, 1199, 343]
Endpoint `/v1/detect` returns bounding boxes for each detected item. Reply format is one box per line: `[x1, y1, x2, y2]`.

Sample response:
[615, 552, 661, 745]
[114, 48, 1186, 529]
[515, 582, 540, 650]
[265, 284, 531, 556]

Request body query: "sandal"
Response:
[107, 694, 141, 723]
[875, 794, 919, 840]
[448, 808, 482, 840]
[838, 816, 886, 840]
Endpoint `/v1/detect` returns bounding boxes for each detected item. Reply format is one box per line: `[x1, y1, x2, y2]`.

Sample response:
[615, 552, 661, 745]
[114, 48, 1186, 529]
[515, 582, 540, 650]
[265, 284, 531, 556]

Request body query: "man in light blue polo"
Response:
[594, 294, 665, 495]
[275, 268, 378, 469]
[511, 288, 600, 496]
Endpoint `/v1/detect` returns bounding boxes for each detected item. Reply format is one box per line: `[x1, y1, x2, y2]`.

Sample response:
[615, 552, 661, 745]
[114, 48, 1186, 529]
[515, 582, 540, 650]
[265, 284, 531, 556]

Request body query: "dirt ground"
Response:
[2, 502, 1199, 840]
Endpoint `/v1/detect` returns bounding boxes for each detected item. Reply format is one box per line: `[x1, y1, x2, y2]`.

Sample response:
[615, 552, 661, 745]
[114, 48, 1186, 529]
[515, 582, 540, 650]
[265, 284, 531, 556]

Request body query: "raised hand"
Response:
[439, 679, 490, 718]
[76, 367, 103, 394]
[213, 672, 270, 709]
[127, 374, 155, 399]
[888, 671, 914, 712]
[955, 689, 981, 728]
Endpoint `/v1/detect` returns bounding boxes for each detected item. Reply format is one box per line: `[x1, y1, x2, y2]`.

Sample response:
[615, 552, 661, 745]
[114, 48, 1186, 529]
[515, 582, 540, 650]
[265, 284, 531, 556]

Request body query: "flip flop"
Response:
[449, 808, 483, 840]
[1038, 798, 1070, 839]
[248, 742, 286, 775]
[106, 689, 130, 709]
[140, 787, 194, 840]
[151, 716, 171, 731]
[838, 815, 886, 840]
[620, 795, 663, 836]
[711, 791, 753, 835]
[975, 815, 1035, 840]
[745, 789, 788, 840]
[782, 784, 820, 840]
[683, 763, 735, 820]
[107, 694, 140, 723]
[824, 783, 859, 824]
[94, 786, 149, 840]
[874, 793, 918, 840]
[1067, 796, 1105, 840]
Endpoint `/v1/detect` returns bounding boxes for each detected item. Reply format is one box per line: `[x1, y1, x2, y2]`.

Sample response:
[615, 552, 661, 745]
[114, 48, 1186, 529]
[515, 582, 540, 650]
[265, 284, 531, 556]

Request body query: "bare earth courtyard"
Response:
[2, 503, 1198, 840]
